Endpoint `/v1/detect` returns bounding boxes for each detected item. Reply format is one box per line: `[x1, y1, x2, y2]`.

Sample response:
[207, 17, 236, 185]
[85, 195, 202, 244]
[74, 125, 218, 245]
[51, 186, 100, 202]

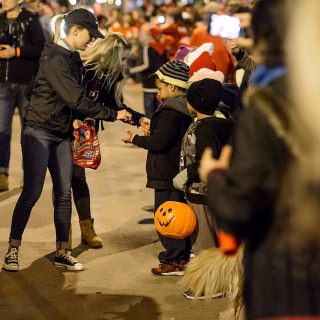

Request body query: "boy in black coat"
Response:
[123, 60, 193, 275]
[173, 78, 234, 255]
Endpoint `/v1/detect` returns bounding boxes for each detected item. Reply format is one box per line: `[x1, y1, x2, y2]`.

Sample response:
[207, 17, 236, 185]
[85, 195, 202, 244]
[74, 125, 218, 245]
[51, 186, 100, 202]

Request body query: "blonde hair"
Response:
[50, 14, 66, 43]
[80, 33, 132, 106]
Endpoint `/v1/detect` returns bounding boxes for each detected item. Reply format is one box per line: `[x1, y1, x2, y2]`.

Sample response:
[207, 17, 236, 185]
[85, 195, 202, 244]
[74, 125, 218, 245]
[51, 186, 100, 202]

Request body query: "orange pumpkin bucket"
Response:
[154, 201, 197, 239]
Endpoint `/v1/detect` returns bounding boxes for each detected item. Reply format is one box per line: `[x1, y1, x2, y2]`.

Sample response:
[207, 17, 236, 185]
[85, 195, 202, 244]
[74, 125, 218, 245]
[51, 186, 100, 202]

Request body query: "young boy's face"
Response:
[155, 78, 173, 100]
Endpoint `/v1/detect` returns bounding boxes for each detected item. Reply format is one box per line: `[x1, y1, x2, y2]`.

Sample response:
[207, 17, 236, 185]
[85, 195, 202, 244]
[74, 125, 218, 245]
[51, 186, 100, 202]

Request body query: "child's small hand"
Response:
[121, 130, 135, 144]
[173, 169, 188, 191]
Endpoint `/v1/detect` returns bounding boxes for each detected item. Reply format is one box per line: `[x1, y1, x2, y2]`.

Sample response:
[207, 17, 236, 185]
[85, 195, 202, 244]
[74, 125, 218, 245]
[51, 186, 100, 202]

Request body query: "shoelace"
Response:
[60, 251, 78, 264]
[6, 248, 18, 261]
[158, 263, 174, 271]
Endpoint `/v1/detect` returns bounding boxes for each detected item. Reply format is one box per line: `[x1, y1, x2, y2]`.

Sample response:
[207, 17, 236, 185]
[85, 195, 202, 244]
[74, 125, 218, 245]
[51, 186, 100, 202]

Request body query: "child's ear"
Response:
[169, 84, 176, 92]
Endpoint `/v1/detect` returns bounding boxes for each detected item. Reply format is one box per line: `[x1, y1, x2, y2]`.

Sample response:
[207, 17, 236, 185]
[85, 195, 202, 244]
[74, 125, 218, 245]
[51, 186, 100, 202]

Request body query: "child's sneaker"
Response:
[183, 289, 224, 300]
[3, 246, 19, 271]
[151, 261, 186, 276]
[54, 250, 84, 271]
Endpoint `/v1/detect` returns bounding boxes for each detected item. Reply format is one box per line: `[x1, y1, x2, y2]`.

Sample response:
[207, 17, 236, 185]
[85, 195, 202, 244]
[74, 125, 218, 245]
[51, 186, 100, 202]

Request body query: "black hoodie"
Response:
[25, 42, 117, 135]
[180, 116, 235, 204]
[132, 96, 192, 190]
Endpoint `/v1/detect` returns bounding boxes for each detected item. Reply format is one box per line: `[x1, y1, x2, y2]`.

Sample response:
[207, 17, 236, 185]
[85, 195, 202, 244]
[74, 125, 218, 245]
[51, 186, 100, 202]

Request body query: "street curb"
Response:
[0, 187, 21, 202]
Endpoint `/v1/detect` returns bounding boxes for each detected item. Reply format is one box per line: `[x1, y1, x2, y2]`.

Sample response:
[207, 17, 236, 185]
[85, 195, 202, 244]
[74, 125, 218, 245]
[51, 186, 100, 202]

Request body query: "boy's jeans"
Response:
[0, 82, 28, 174]
[154, 189, 192, 263]
[9, 126, 73, 249]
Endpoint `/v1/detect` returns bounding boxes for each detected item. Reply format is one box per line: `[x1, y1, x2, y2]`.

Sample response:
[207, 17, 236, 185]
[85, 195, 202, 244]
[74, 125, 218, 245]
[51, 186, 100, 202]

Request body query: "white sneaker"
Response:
[183, 289, 224, 300]
[53, 250, 84, 271]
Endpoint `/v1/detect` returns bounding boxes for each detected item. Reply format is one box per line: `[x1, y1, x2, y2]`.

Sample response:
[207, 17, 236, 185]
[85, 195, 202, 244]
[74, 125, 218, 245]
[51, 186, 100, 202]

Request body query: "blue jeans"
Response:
[143, 92, 158, 119]
[9, 126, 73, 249]
[154, 189, 191, 263]
[0, 82, 28, 175]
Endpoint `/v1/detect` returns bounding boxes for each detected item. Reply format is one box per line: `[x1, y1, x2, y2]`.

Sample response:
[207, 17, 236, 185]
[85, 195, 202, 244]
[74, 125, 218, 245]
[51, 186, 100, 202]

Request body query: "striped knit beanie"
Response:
[155, 60, 190, 89]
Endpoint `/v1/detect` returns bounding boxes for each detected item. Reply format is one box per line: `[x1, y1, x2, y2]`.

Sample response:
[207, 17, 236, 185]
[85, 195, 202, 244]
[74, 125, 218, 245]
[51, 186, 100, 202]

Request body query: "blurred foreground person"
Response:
[199, 0, 320, 318]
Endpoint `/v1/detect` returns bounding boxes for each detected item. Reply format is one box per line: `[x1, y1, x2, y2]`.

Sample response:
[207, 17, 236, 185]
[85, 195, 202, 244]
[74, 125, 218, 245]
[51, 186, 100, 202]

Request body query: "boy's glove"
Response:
[173, 169, 188, 191]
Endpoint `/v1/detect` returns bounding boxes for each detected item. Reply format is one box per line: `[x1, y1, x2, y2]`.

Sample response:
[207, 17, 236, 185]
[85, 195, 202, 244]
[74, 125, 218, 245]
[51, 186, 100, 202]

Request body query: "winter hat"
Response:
[183, 43, 216, 76]
[65, 8, 104, 39]
[184, 42, 214, 66]
[189, 52, 217, 77]
[187, 78, 223, 115]
[189, 68, 224, 83]
[155, 60, 190, 89]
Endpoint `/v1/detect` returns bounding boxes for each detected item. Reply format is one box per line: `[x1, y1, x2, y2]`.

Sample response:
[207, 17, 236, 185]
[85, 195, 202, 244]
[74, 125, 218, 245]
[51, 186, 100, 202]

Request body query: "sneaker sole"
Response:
[183, 292, 224, 300]
[53, 262, 84, 271]
[3, 263, 19, 272]
[81, 240, 103, 249]
[152, 270, 185, 276]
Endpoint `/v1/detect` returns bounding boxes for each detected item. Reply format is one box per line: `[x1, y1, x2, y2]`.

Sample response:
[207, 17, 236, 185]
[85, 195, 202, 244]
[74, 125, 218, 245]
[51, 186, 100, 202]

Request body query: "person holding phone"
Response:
[0, 0, 45, 192]
[2, 9, 131, 272]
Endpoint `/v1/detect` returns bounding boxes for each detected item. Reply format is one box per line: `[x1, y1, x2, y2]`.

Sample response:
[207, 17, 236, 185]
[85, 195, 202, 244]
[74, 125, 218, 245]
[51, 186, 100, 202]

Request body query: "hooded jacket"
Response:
[25, 42, 117, 135]
[0, 8, 45, 84]
[132, 96, 192, 190]
[180, 116, 234, 203]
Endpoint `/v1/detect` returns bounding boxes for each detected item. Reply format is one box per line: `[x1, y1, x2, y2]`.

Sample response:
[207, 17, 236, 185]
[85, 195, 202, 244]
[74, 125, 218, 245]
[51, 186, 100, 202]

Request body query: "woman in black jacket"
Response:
[2, 9, 131, 272]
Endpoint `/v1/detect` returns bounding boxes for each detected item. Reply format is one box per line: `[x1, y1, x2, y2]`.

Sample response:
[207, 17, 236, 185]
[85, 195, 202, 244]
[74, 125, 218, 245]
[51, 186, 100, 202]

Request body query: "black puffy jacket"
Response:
[132, 96, 192, 190]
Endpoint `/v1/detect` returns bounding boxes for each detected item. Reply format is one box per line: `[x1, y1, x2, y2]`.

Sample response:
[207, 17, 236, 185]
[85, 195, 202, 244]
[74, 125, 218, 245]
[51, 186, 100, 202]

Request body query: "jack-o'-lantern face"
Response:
[156, 206, 175, 227]
[154, 201, 197, 239]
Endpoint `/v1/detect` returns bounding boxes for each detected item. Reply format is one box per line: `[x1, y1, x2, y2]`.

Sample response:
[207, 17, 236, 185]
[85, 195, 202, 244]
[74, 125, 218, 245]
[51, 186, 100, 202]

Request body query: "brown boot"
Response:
[0, 173, 9, 192]
[79, 219, 102, 248]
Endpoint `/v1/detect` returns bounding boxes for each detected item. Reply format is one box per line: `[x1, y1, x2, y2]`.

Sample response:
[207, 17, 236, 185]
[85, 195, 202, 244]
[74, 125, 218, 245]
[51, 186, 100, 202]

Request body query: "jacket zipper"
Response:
[5, 23, 12, 82]
[5, 59, 9, 82]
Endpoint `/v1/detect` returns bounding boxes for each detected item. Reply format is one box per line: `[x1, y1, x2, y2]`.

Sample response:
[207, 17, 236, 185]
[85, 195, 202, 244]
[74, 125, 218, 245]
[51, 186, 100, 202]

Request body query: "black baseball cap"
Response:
[65, 8, 104, 39]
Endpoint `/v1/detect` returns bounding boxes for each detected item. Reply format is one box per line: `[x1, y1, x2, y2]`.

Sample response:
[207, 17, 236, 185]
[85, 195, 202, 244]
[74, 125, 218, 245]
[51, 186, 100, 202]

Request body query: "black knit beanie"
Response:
[186, 78, 223, 115]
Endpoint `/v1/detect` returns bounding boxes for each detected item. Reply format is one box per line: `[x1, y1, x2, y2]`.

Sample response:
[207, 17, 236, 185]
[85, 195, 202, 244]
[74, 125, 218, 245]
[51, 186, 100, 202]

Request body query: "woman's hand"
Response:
[117, 109, 132, 122]
[199, 145, 233, 183]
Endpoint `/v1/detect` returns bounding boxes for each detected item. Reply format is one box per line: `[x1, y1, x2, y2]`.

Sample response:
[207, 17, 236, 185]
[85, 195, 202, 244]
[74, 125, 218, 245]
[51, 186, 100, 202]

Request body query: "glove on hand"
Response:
[173, 169, 188, 191]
